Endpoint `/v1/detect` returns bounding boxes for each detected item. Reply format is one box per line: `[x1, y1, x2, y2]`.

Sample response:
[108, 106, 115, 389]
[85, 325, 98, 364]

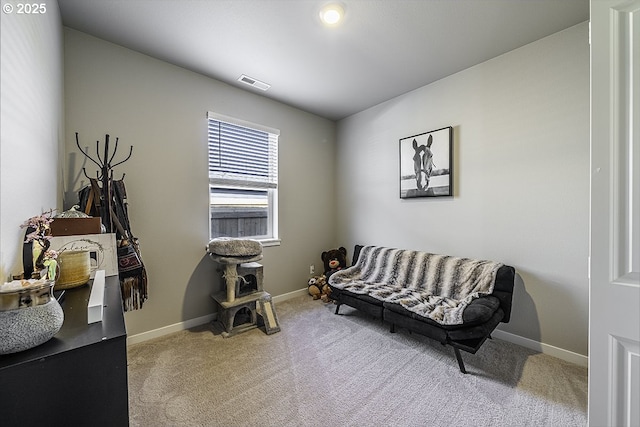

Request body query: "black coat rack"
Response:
[75, 132, 133, 234]
[75, 132, 147, 311]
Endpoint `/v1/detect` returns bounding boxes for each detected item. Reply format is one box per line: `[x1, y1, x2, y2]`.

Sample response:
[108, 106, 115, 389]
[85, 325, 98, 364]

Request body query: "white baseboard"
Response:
[127, 313, 216, 345]
[127, 288, 309, 346]
[272, 287, 308, 303]
[492, 329, 588, 367]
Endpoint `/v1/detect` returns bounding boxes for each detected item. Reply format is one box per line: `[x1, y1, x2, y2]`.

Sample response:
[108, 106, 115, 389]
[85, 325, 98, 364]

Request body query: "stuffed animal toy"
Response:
[320, 281, 333, 303]
[321, 247, 348, 280]
[308, 275, 327, 300]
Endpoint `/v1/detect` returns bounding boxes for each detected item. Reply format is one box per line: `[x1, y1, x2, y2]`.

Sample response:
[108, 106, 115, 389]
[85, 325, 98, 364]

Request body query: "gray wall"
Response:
[335, 23, 590, 356]
[0, 0, 64, 281]
[64, 28, 337, 336]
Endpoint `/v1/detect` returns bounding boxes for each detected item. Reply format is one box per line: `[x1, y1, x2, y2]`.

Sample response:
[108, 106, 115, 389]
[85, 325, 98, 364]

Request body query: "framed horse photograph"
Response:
[399, 126, 453, 199]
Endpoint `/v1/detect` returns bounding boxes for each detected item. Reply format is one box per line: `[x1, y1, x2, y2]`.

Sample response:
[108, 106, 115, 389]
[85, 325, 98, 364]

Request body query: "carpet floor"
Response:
[127, 295, 588, 427]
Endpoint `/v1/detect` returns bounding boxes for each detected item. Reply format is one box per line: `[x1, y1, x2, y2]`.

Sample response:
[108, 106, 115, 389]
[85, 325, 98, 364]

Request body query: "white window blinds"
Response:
[207, 112, 279, 189]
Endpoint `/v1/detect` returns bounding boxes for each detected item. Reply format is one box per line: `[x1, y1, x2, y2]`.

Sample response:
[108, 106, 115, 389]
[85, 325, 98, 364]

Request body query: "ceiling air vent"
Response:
[238, 75, 271, 91]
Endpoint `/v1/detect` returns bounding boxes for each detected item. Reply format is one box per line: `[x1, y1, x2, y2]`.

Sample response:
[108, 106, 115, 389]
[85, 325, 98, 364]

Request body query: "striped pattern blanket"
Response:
[328, 246, 503, 325]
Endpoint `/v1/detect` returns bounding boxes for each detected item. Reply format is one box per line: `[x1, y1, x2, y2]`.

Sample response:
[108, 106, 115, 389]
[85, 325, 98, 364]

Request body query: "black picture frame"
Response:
[399, 126, 453, 198]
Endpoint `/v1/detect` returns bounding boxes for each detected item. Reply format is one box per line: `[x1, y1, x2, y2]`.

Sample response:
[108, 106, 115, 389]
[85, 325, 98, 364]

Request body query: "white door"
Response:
[589, 1, 640, 426]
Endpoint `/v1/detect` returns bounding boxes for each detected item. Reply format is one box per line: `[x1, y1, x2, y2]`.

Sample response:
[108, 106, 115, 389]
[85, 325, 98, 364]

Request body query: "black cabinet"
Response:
[0, 276, 128, 427]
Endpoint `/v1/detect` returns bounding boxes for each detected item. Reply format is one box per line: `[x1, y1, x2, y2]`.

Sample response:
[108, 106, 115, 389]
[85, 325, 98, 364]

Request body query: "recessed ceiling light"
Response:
[319, 3, 344, 26]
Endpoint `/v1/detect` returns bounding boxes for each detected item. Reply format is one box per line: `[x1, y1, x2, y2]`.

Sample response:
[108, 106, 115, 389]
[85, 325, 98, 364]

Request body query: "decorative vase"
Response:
[0, 280, 64, 354]
[56, 250, 91, 290]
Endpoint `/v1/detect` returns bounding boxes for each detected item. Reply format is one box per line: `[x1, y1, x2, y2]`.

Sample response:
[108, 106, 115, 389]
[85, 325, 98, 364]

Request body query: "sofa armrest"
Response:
[493, 265, 515, 323]
[462, 296, 501, 325]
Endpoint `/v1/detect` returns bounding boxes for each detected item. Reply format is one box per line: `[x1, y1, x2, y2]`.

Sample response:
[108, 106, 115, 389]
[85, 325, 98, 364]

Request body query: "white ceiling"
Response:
[57, 0, 589, 121]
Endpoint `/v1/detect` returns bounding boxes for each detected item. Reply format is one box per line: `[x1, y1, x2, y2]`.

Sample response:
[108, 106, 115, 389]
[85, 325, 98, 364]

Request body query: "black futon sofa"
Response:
[328, 245, 515, 373]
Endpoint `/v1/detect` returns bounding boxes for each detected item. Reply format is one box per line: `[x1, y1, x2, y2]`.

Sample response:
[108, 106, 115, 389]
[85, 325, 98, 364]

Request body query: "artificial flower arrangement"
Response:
[20, 209, 59, 280]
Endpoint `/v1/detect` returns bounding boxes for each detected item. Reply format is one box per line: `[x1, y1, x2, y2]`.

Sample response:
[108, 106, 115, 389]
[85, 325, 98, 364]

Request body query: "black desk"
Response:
[0, 276, 128, 427]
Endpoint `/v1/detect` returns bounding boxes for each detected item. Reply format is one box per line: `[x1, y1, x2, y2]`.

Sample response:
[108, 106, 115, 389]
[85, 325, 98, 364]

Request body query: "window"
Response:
[207, 112, 279, 244]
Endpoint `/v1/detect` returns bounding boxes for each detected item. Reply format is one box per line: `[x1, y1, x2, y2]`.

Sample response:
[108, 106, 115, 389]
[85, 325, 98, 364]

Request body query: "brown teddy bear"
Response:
[321, 247, 348, 281]
[308, 275, 327, 300]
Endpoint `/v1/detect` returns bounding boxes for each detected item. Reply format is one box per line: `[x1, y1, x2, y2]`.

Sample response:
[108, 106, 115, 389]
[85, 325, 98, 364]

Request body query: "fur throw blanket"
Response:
[328, 246, 503, 325]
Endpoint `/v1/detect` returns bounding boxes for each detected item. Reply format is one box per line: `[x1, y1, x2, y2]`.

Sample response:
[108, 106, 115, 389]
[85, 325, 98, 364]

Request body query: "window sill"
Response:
[259, 238, 281, 247]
